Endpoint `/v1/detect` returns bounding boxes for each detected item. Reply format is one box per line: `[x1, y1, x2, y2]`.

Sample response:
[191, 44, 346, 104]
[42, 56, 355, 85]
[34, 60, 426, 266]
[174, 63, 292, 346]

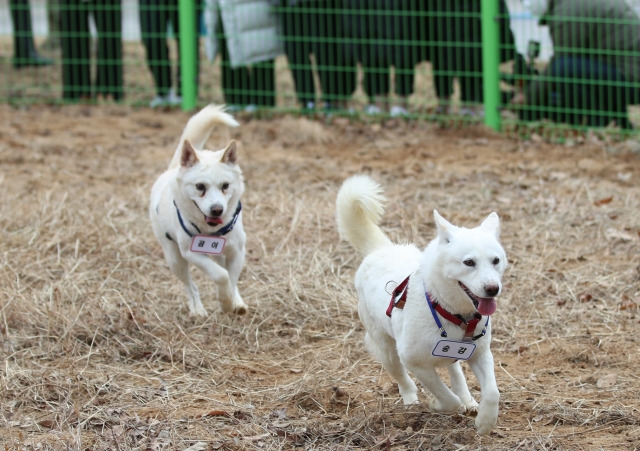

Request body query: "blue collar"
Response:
[174, 201, 242, 238]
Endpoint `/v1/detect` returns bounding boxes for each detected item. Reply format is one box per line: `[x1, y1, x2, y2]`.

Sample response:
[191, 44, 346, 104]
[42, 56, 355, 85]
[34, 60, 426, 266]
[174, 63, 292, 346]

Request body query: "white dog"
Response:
[149, 104, 248, 316]
[336, 175, 507, 435]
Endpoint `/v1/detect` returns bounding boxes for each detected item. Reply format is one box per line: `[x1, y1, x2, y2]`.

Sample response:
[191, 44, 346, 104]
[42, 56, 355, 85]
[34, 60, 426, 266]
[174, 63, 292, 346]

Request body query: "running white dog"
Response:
[149, 104, 247, 316]
[336, 175, 507, 435]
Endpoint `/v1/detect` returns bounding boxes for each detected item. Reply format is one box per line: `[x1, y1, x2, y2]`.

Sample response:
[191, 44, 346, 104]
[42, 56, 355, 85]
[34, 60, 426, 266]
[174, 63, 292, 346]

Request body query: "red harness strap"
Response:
[386, 276, 483, 340]
[386, 276, 410, 317]
[433, 302, 482, 340]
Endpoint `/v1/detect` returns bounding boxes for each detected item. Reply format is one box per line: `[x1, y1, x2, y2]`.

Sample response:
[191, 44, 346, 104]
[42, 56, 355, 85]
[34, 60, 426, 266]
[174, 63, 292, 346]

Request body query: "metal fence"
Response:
[2, 0, 640, 133]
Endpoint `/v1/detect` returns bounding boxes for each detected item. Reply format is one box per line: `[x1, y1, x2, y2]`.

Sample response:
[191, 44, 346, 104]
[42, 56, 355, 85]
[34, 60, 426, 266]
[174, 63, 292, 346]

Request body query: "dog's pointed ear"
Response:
[221, 140, 237, 164]
[434, 210, 453, 244]
[180, 140, 199, 168]
[480, 212, 501, 238]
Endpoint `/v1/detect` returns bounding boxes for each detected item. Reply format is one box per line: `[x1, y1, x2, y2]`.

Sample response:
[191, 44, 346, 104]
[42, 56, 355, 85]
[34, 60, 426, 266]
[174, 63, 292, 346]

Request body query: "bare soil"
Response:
[1, 105, 639, 450]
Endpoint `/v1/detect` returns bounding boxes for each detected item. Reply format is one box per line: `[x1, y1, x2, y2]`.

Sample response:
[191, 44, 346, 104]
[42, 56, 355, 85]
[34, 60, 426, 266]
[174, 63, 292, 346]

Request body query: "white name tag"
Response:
[190, 235, 226, 254]
[432, 340, 476, 360]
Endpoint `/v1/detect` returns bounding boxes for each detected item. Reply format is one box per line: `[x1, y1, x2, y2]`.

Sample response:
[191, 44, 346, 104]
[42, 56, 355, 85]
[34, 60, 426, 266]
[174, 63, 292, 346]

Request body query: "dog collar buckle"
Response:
[386, 276, 410, 317]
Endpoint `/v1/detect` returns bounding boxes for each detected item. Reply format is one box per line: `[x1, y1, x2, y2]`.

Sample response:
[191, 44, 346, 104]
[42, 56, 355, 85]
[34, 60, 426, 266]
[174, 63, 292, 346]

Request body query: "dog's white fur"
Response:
[149, 104, 247, 316]
[336, 175, 507, 435]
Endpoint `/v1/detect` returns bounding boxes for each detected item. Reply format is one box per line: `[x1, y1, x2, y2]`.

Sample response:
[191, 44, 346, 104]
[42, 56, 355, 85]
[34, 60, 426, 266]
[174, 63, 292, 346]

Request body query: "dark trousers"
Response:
[139, 0, 201, 98]
[428, 0, 516, 104]
[10, 0, 36, 60]
[216, 14, 275, 107]
[60, 0, 122, 101]
[521, 56, 635, 129]
[281, 0, 356, 105]
[346, 0, 418, 100]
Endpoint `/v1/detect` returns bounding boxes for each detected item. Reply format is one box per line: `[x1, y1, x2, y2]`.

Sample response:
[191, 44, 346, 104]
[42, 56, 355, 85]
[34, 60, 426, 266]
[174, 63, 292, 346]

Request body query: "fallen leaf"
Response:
[579, 293, 593, 303]
[38, 419, 54, 429]
[594, 196, 613, 206]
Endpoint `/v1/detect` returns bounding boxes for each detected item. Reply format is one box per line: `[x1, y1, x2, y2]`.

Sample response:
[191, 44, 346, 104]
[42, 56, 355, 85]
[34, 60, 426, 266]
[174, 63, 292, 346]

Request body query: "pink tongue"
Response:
[206, 216, 223, 225]
[477, 298, 497, 316]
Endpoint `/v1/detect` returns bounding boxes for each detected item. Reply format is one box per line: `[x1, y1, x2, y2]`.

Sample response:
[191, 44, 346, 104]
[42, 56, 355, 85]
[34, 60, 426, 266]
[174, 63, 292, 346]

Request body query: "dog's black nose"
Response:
[209, 205, 223, 217]
[484, 285, 499, 297]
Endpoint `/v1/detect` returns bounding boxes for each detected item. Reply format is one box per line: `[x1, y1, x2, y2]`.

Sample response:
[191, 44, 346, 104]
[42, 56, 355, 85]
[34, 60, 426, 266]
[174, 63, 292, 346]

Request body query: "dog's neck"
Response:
[427, 288, 478, 320]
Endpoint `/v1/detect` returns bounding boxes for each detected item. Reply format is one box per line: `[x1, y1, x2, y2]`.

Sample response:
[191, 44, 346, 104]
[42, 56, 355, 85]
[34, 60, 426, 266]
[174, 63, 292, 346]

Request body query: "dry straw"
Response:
[0, 105, 639, 449]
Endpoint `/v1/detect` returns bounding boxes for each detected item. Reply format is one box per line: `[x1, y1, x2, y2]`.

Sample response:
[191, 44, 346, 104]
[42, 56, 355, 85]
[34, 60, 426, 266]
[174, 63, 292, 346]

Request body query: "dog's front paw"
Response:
[401, 392, 419, 405]
[232, 302, 248, 315]
[221, 296, 248, 315]
[475, 407, 498, 435]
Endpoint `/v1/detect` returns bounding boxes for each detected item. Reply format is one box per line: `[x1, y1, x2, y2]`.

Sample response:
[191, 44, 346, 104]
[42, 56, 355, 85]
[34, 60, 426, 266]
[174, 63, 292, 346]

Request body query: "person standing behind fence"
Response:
[275, 0, 356, 113]
[344, 0, 420, 117]
[139, 0, 202, 108]
[514, 0, 640, 129]
[426, 0, 519, 117]
[59, 0, 123, 102]
[204, 0, 283, 111]
[10, 0, 54, 68]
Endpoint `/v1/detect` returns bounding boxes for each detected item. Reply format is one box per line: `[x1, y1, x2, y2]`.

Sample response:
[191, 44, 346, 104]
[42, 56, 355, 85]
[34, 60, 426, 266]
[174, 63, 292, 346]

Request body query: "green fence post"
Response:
[179, 0, 197, 111]
[481, 0, 501, 131]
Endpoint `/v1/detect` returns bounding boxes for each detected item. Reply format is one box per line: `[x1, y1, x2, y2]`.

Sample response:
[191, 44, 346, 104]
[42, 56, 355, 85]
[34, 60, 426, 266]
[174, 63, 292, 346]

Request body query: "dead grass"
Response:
[0, 104, 639, 450]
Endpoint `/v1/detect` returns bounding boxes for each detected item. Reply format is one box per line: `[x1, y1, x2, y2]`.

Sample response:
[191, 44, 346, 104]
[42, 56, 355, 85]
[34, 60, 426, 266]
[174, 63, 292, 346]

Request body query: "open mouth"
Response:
[459, 282, 497, 316]
[205, 216, 223, 226]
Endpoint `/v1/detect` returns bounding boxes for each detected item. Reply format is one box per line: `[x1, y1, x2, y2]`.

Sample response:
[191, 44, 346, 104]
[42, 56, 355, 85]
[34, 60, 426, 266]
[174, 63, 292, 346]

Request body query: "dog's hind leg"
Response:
[448, 361, 478, 413]
[365, 333, 418, 404]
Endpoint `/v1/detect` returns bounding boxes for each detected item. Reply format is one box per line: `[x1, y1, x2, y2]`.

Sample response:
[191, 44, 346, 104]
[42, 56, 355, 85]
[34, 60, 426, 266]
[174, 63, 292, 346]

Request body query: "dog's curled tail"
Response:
[336, 175, 393, 256]
[170, 104, 239, 169]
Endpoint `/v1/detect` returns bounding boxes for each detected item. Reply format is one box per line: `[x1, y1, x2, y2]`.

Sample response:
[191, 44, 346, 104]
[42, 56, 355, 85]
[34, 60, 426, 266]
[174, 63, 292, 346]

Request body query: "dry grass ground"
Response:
[0, 104, 639, 450]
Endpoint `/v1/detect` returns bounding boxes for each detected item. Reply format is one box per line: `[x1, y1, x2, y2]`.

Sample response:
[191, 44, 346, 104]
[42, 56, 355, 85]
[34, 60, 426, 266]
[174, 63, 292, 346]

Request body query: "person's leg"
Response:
[217, 13, 249, 107]
[391, 0, 419, 115]
[456, 2, 483, 109]
[357, 0, 390, 111]
[10, 0, 53, 68]
[60, 0, 91, 100]
[428, 0, 454, 113]
[248, 60, 276, 107]
[322, 0, 357, 110]
[281, 3, 316, 107]
[556, 57, 632, 129]
[94, 0, 123, 100]
[140, 0, 172, 98]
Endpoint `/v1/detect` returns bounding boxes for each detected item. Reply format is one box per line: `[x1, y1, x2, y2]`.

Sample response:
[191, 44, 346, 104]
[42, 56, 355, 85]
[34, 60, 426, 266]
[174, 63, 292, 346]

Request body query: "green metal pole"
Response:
[179, 0, 197, 111]
[481, 0, 501, 131]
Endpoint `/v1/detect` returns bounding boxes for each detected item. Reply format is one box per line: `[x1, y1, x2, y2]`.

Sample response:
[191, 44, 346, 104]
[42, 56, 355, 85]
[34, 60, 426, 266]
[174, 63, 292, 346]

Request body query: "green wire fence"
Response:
[2, 0, 640, 133]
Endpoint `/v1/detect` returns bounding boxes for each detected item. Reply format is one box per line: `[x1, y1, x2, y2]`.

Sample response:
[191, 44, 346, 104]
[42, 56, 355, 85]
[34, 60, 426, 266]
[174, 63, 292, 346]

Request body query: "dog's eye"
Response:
[221, 182, 229, 192]
[195, 183, 206, 193]
[463, 259, 476, 268]
[492, 257, 500, 265]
